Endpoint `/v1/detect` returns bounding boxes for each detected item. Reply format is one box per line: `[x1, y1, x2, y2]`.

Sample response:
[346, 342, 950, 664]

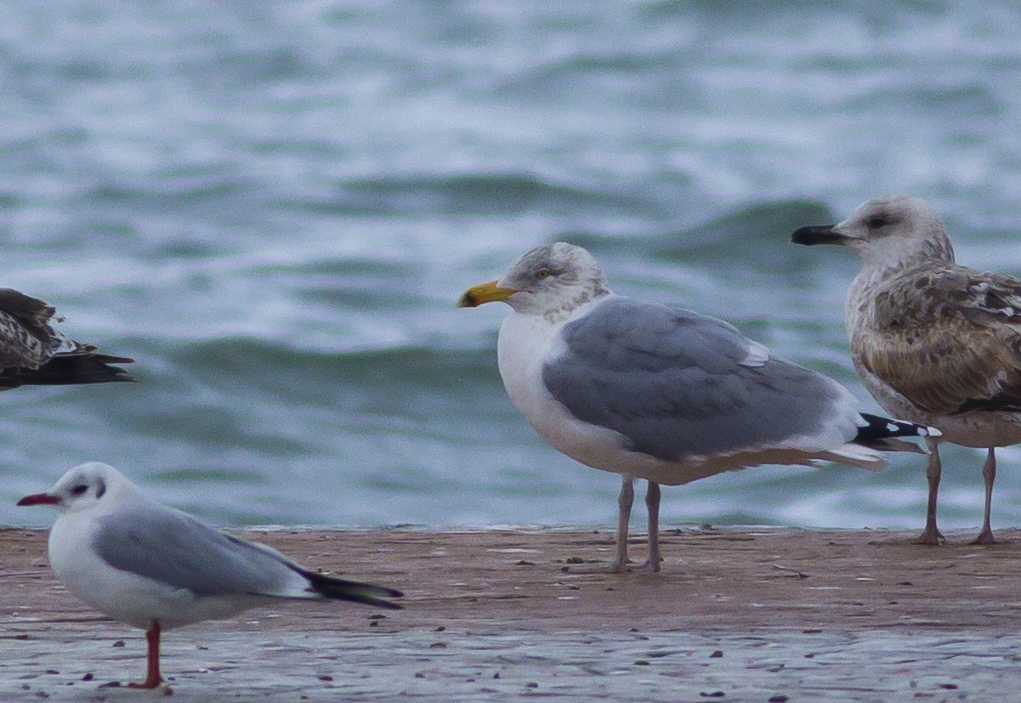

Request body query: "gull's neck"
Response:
[512, 284, 612, 324]
[844, 244, 955, 337]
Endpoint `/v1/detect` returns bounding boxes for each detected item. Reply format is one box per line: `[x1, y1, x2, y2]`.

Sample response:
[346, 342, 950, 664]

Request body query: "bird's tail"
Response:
[303, 570, 404, 610]
[0, 350, 134, 389]
[854, 413, 940, 453]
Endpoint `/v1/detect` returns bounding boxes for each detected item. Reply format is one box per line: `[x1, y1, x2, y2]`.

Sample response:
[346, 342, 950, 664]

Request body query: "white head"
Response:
[457, 242, 612, 318]
[17, 462, 139, 516]
[791, 195, 955, 270]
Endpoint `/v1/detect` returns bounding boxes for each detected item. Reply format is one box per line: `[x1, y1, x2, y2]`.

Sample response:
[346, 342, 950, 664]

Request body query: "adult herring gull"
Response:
[792, 194, 1021, 545]
[18, 462, 403, 689]
[0, 288, 132, 388]
[458, 242, 936, 572]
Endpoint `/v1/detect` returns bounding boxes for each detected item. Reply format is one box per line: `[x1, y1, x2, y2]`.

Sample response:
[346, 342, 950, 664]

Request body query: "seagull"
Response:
[458, 242, 936, 572]
[0, 288, 132, 388]
[17, 462, 403, 689]
[792, 194, 1021, 545]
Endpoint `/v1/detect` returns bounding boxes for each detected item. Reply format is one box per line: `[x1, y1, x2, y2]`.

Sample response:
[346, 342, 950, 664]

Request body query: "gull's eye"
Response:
[535, 268, 551, 280]
[70, 484, 88, 496]
[866, 216, 889, 229]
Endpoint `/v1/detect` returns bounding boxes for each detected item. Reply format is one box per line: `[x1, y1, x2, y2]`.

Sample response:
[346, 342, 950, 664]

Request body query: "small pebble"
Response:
[112, 641, 125, 648]
[769, 696, 789, 703]
[710, 650, 723, 658]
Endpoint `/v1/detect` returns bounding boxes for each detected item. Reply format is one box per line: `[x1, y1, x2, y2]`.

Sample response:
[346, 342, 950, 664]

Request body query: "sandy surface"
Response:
[2, 525, 1020, 701]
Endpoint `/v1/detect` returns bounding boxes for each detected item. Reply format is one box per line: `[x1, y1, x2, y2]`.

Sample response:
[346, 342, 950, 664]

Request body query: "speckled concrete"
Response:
[3, 526, 1020, 701]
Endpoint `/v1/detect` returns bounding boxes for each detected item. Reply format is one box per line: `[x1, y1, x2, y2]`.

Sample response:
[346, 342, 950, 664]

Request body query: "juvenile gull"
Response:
[458, 243, 935, 572]
[17, 462, 403, 689]
[792, 195, 1021, 545]
[0, 288, 132, 388]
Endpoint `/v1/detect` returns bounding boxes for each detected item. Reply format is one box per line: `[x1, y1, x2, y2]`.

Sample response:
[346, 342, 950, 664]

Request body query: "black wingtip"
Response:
[855, 412, 938, 449]
[305, 571, 404, 610]
[0, 353, 135, 388]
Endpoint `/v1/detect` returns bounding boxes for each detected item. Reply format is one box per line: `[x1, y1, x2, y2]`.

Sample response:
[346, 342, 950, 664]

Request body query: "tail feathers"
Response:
[0, 351, 134, 389]
[304, 570, 404, 610]
[855, 413, 940, 452]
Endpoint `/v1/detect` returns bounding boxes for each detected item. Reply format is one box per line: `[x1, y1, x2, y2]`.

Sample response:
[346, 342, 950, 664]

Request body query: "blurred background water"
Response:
[2, 0, 1021, 532]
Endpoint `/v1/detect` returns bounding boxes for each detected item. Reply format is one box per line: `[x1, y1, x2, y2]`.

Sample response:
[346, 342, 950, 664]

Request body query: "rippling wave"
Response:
[3, 0, 1021, 533]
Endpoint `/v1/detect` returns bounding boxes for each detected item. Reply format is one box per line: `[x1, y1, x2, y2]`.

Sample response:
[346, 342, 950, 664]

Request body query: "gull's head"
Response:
[17, 462, 135, 515]
[457, 242, 611, 317]
[791, 195, 955, 269]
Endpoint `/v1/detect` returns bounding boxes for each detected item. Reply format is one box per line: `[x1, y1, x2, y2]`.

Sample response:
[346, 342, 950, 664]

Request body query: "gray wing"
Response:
[93, 506, 304, 597]
[543, 297, 848, 462]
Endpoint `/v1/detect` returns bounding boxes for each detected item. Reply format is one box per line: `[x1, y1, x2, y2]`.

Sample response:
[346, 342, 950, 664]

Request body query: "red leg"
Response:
[128, 621, 163, 689]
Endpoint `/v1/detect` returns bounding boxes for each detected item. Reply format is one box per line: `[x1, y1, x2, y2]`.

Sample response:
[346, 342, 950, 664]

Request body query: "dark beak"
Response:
[17, 492, 60, 506]
[790, 224, 848, 246]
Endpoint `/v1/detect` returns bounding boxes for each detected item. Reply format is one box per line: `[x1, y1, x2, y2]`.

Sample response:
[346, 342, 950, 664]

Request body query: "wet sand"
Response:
[2, 525, 1020, 701]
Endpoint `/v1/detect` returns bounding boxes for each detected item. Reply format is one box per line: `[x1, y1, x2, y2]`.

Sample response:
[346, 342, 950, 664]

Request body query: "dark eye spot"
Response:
[535, 268, 551, 280]
[866, 216, 890, 229]
[96, 480, 106, 499]
[71, 484, 88, 496]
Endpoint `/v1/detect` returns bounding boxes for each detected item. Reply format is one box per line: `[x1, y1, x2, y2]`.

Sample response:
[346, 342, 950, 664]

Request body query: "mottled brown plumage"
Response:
[0, 288, 133, 390]
[793, 195, 1021, 545]
[855, 264, 1021, 417]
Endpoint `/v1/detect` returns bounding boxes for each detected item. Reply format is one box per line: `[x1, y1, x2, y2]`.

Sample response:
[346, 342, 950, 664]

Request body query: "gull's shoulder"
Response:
[558, 294, 770, 370]
[859, 261, 1021, 332]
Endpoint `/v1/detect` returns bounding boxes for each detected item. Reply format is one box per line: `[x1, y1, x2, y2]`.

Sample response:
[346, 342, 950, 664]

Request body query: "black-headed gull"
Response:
[17, 462, 403, 689]
[793, 195, 1021, 545]
[0, 288, 132, 389]
[458, 242, 937, 572]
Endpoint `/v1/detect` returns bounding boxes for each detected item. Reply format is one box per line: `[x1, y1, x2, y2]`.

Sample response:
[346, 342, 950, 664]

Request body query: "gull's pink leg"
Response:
[634, 481, 662, 573]
[915, 437, 946, 546]
[128, 621, 163, 689]
[610, 476, 634, 573]
[972, 448, 997, 545]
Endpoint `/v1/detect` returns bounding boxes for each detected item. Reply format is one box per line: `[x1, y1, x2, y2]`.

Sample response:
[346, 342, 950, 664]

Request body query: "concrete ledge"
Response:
[2, 526, 1019, 700]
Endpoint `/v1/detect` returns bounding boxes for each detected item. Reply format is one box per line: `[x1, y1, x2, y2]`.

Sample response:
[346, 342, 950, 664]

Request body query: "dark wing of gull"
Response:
[93, 506, 402, 608]
[542, 297, 852, 463]
[0, 288, 133, 389]
[0, 288, 63, 369]
[855, 263, 1021, 415]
